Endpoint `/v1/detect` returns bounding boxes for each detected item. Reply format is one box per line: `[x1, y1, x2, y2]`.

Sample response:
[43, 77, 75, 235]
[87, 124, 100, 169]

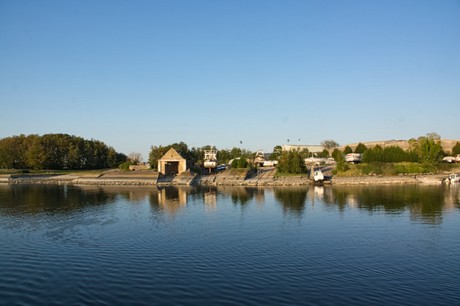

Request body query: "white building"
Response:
[281, 144, 325, 155]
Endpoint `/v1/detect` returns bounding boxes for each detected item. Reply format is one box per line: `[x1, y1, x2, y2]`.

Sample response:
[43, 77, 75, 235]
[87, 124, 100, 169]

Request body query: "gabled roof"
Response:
[160, 148, 186, 161]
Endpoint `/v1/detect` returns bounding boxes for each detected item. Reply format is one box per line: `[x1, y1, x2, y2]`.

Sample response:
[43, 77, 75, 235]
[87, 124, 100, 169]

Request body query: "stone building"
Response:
[158, 148, 187, 175]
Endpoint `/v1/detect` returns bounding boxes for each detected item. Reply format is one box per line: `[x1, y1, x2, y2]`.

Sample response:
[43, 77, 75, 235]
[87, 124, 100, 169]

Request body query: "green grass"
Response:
[334, 162, 458, 177]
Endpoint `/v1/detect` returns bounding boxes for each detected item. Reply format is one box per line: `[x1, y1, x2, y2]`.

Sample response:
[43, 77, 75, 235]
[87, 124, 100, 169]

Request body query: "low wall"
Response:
[0, 171, 450, 187]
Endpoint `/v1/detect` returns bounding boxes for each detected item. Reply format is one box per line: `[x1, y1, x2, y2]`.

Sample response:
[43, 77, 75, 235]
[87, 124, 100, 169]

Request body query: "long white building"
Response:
[281, 144, 325, 154]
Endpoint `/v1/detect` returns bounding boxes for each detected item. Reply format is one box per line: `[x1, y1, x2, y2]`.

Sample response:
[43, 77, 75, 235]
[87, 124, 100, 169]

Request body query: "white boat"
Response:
[254, 150, 265, 167]
[443, 154, 460, 163]
[305, 157, 327, 166]
[313, 169, 324, 182]
[345, 153, 362, 163]
[203, 149, 218, 172]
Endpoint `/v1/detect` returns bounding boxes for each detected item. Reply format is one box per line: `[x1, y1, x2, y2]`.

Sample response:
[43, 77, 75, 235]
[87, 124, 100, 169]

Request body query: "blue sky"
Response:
[1, 0, 459, 158]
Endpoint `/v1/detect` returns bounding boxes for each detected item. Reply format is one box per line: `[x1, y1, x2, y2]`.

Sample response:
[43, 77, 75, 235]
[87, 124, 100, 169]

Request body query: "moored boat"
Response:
[203, 149, 218, 173]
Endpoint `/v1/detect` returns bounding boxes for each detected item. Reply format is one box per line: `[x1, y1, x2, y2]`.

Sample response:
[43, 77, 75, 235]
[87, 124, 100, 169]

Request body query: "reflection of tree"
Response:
[0, 185, 117, 215]
[331, 186, 449, 225]
[226, 187, 256, 205]
[274, 187, 307, 216]
[211, 186, 259, 206]
[111, 187, 154, 203]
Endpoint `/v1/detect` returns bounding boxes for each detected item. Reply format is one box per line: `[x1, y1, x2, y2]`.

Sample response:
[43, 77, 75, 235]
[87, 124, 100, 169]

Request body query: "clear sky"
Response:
[1, 0, 459, 159]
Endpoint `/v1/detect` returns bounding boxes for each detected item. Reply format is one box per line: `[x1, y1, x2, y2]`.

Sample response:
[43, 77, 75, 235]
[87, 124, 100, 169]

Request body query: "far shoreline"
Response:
[0, 169, 452, 186]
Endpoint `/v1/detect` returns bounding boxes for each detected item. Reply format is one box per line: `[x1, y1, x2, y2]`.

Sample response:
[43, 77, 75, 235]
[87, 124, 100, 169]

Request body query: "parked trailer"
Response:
[345, 153, 362, 163]
[263, 160, 278, 167]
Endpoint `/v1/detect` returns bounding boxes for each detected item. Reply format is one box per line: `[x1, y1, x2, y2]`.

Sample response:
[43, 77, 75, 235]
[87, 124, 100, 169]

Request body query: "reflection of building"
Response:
[157, 187, 187, 215]
[346, 194, 358, 208]
[255, 189, 265, 205]
[158, 148, 187, 175]
[204, 191, 217, 210]
[444, 185, 460, 211]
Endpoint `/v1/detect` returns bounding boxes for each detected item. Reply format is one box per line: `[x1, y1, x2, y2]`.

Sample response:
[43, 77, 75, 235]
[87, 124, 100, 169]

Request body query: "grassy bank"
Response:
[334, 162, 459, 177]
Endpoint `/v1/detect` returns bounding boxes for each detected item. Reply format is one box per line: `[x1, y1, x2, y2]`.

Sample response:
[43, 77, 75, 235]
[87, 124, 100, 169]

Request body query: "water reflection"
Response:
[0, 184, 118, 215]
[273, 187, 307, 216]
[1, 184, 459, 224]
[203, 188, 217, 210]
[217, 186, 261, 206]
[328, 185, 458, 225]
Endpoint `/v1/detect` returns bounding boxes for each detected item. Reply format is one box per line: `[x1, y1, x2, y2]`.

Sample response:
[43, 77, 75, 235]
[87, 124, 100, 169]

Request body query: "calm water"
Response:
[1, 184, 459, 305]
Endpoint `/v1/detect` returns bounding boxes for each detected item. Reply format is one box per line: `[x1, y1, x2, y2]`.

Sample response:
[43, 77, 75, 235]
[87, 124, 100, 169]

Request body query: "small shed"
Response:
[158, 148, 187, 175]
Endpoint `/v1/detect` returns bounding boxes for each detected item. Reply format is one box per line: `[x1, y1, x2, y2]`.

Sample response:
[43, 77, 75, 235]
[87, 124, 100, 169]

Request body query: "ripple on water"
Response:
[1, 185, 460, 305]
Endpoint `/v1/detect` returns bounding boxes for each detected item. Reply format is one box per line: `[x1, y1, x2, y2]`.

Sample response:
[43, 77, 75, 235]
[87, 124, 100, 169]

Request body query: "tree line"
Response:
[146, 133, 459, 175]
[3, 133, 456, 174]
[0, 134, 126, 170]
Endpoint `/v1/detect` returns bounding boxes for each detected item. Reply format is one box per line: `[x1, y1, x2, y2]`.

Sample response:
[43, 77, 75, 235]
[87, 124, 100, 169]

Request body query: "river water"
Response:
[1, 184, 459, 305]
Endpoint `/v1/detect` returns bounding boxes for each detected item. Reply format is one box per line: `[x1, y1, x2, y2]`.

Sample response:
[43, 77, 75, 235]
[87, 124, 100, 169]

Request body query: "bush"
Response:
[231, 158, 248, 169]
[393, 162, 425, 174]
[119, 161, 133, 171]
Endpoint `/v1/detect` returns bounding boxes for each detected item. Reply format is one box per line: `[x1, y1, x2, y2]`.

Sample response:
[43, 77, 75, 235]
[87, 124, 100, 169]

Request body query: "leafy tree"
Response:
[413, 133, 442, 166]
[215, 148, 231, 165]
[331, 148, 342, 161]
[354, 143, 367, 154]
[0, 134, 124, 170]
[317, 149, 330, 158]
[452, 142, 460, 155]
[426, 132, 441, 141]
[276, 150, 306, 174]
[362, 145, 383, 163]
[231, 157, 248, 168]
[299, 148, 310, 159]
[321, 140, 339, 150]
[343, 146, 353, 155]
[270, 145, 283, 160]
[335, 151, 349, 172]
[119, 161, 134, 171]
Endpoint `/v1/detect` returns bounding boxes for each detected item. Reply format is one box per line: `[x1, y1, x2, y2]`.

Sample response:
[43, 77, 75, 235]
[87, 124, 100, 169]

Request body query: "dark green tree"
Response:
[0, 134, 124, 170]
[343, 146, 353, 155]
[452, 142, 460, 155]
[276, 150, 306, 174]
[335, 151, 349, 172]
[270, 145, 283, 160]
[331, 148, 342, 161]
[414, 134, 442, 166]
[354, 143, 367, 154]
[317, 149, 330, 158]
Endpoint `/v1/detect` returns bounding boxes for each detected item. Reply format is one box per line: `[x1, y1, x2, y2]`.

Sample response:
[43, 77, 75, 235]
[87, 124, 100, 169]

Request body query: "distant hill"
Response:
[340, 139, 460, 154]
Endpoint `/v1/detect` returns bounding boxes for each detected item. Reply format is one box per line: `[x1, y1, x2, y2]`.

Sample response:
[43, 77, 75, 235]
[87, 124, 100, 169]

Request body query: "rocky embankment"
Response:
[2, 171, 159, 186]
[0, 170, 451, 186]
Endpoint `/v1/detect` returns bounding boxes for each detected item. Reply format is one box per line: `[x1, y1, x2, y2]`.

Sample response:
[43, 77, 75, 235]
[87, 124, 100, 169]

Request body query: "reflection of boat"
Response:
[448, 173, 460, 183]
[204, 190, 217, 206]
[309, 167, 325, 185]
